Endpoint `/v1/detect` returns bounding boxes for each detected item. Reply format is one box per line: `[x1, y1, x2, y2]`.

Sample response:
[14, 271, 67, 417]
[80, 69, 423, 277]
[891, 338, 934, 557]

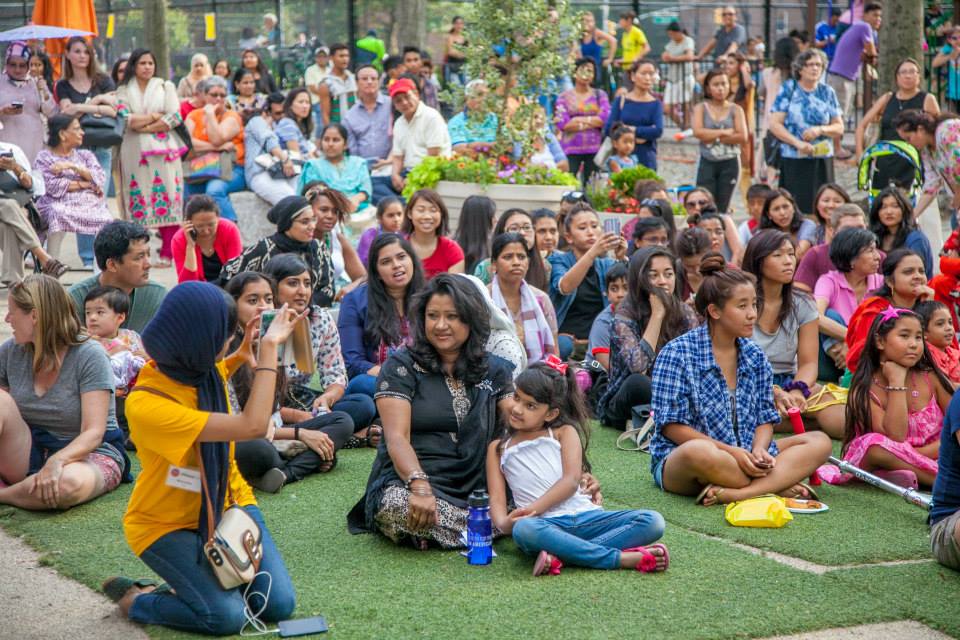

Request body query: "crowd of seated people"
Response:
[3, 29, 960, 636]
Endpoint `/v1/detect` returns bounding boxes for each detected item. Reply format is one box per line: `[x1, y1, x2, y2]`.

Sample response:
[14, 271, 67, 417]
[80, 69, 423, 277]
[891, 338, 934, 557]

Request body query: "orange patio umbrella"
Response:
[31, 0, 98, 78]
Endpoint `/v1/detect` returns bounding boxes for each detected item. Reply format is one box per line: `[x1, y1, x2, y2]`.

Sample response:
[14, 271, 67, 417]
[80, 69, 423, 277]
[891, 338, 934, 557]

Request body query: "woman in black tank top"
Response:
[855, 58, 940, 190]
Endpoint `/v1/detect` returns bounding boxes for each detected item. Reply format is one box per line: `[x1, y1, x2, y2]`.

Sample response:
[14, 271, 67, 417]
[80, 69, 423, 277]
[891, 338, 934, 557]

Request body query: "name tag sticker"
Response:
[165, 465, 202, 493]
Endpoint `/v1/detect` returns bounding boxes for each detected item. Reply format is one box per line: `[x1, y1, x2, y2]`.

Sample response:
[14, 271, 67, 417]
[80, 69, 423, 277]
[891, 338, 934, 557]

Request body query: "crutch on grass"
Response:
[827, 456, 932, 510]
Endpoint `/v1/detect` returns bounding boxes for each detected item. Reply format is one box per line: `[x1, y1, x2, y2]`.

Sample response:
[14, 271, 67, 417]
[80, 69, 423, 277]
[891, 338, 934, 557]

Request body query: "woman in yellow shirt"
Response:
[102, 281, 302, 635]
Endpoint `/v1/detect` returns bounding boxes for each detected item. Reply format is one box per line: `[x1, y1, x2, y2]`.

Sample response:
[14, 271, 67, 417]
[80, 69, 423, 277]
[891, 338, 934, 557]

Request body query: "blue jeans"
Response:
[184, 165, 246, 222]
[558, 335, 574, 361]
[371, 175, 402, 206]
[312, 103, 325, 131]
[332, 392, 376, 431]
[128, 505, 295, 635]
[512, 509, 665, 570]
[78, 147, 115, 266]
[345, 374, 377, 398]
[819, 308, 846, 383]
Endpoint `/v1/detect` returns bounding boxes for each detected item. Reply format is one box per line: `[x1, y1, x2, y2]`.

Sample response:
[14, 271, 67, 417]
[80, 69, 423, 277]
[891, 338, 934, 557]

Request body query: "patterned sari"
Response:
[116, 78, 187, 228]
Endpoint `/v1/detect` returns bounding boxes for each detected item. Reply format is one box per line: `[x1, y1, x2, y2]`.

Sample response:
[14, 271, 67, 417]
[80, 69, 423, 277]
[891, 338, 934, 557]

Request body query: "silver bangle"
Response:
[405, 470, 429, 490]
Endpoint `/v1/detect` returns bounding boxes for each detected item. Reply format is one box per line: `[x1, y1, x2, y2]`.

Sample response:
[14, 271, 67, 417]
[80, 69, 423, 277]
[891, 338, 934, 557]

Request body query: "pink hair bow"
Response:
[879, 306, 909, 323]
[543, 354, 568, 375]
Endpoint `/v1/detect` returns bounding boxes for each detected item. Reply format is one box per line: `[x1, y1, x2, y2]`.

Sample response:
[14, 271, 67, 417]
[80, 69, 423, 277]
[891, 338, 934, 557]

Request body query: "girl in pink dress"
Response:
[820, 307, 953, 489]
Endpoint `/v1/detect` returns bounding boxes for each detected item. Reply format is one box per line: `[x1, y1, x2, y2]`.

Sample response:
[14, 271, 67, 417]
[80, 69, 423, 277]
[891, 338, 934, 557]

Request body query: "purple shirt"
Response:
[554, 89, 610, 155]
[828, 21, 875, 81]
[814, 270, 884, 323]
[342, 93, 393, 160]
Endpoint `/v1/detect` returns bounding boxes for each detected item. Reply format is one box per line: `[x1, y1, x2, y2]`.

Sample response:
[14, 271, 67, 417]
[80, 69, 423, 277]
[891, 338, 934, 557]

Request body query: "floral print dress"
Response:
[116, 78, 187, 229]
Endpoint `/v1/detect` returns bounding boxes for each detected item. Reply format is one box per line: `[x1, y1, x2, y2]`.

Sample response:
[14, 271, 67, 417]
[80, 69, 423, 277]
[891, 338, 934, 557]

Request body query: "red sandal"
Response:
[532, 550, 563, 576]
[624, 543, 669, 572]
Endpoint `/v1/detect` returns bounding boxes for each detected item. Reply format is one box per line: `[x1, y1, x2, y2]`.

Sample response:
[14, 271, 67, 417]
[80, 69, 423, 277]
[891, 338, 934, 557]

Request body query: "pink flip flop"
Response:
[624, 543, 669, 572]
[532, 550, 563, 577]
[875, 469, 919, 490]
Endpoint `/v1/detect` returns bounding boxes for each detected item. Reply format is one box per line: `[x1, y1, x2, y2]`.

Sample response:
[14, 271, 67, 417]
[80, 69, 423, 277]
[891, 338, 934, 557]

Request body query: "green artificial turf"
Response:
[2, 426, 959, 639]
[599, 434, 932, 564]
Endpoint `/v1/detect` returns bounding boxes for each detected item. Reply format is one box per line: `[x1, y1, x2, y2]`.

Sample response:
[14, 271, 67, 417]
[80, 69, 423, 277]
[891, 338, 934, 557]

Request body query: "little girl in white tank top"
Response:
[486, 359, 670, 576]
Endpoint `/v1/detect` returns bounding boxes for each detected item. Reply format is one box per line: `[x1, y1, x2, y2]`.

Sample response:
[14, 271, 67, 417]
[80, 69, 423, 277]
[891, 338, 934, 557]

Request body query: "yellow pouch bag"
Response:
[724, 495, 794, 528]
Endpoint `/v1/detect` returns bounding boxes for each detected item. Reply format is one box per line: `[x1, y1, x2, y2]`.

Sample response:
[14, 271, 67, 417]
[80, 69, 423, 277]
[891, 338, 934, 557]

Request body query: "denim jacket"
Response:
[548, 250, 616, 328]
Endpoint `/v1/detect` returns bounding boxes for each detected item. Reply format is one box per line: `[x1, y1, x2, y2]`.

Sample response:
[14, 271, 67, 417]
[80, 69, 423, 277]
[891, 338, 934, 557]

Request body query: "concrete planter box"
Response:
[435, 181, 573, 230]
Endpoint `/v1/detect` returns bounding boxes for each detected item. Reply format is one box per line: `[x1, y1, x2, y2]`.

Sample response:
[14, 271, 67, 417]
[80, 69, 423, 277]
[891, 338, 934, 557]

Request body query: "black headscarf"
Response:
[266, 195, 334, 306]
[267, 195, 310, 234]
[141, 282, 232, 539]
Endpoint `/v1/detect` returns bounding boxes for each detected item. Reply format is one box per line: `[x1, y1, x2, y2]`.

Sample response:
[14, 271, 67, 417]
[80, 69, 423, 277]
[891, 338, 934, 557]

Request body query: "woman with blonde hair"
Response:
[0, 274, 129, 510]
[176, 53, 212, 100]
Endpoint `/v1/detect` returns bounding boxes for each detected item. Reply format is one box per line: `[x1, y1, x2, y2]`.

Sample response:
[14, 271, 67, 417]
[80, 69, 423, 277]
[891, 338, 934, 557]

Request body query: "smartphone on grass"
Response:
[278, 615, 328, 637]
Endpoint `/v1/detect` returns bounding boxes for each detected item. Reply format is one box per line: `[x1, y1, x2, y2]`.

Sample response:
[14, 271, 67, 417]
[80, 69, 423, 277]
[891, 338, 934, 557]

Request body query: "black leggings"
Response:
[602, 373, 652, 428]
[696, 157, 740, 213]
[235, 411, 354, 484]
[568, 153, 598, 186]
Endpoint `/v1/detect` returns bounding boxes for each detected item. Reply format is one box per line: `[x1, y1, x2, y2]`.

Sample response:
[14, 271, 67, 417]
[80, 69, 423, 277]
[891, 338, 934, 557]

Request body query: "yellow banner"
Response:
[204, 13, 216, 42]
[106, 14, 115, 39]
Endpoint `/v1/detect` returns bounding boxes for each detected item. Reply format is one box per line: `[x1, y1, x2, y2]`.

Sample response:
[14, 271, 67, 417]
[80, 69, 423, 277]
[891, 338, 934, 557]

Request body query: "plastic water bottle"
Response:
[466, 490, 492, 565]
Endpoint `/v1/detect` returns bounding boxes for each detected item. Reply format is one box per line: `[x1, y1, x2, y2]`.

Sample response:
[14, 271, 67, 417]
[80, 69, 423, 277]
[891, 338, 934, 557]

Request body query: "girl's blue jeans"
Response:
[511, 508, 665, 570]
[128, 505, 295, 635]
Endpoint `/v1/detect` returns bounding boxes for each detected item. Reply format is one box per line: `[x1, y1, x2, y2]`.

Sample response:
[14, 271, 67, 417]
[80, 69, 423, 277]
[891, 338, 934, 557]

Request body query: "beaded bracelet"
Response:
[884, 385, 908, 392]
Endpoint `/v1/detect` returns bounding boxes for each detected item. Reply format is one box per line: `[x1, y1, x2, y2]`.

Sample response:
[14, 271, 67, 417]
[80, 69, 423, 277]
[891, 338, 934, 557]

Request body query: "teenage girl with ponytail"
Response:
[487, 361, 668, 576]
[650, 253, 832, 505]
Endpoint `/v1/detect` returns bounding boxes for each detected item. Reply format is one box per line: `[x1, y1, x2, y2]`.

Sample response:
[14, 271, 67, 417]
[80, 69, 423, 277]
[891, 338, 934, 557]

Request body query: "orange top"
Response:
[187, 108, 245, 165]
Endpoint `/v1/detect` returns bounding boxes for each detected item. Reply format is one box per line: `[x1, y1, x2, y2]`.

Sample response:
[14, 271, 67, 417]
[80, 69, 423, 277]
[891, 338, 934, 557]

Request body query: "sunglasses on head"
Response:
[561, 190, 587, 203]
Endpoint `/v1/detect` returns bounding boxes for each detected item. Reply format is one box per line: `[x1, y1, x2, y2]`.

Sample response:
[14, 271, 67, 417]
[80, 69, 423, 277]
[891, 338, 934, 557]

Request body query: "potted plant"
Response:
[404, 0, 580, 227]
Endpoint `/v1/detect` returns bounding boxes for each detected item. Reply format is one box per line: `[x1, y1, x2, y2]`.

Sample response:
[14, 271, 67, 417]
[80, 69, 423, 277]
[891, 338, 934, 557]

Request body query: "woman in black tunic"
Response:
[855, 58, 940, 190]
[348, 274, 516, 548]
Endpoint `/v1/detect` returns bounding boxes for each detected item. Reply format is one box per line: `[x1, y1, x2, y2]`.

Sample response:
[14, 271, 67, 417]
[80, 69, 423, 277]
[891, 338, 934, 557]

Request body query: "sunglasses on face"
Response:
[685, 199, 710, 208]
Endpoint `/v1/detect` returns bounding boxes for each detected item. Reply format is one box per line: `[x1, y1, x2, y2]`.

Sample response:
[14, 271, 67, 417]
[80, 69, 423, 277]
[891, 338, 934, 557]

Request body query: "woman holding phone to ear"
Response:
[104, 282, 301, 635]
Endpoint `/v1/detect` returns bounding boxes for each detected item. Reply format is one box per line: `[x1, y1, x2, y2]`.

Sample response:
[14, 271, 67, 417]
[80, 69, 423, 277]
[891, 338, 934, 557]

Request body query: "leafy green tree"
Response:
[877, 0, 923, 94]
[461, 0, 573, 160]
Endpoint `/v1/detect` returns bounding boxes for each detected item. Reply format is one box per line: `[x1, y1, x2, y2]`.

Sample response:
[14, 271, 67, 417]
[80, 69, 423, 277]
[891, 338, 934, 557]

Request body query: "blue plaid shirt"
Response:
[650, 324, 780, 470]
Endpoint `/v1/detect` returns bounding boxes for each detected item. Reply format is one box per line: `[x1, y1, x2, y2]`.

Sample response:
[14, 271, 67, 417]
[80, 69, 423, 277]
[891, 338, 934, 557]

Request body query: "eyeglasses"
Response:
[685, 199, 710, 208]
[506, 224, 534, 233]
[803, 62, 824, 68]
[207, 92, 227, 98]
[722, 12, 735, 16]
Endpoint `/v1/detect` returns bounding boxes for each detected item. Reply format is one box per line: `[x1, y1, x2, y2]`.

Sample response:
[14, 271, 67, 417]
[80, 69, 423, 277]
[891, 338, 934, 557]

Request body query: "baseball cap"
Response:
[667, 22, 682, 32]
[314, 46, 329, 56]
[388, 77, 417, 98]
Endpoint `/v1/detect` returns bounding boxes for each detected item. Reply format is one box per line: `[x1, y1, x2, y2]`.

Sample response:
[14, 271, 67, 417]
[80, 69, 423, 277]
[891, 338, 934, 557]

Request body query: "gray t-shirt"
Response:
[714, 24, 747, 56]
[751, 293, 818, 375]
[663, 36, 695, 83]
[0, 338, 117, 437]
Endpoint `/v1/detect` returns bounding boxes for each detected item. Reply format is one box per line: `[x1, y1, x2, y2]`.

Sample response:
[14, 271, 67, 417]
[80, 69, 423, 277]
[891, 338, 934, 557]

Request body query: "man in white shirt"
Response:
[304, 46, 330, 129]
[389, 78, 451, 194]
[0, 136, 66, 284]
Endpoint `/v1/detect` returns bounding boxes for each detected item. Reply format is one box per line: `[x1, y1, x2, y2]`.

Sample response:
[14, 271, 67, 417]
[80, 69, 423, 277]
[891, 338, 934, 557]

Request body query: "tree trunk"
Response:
[877, 0, 922, 94]
[143, 0, 171, 80]
[393, 0, 425, 50]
